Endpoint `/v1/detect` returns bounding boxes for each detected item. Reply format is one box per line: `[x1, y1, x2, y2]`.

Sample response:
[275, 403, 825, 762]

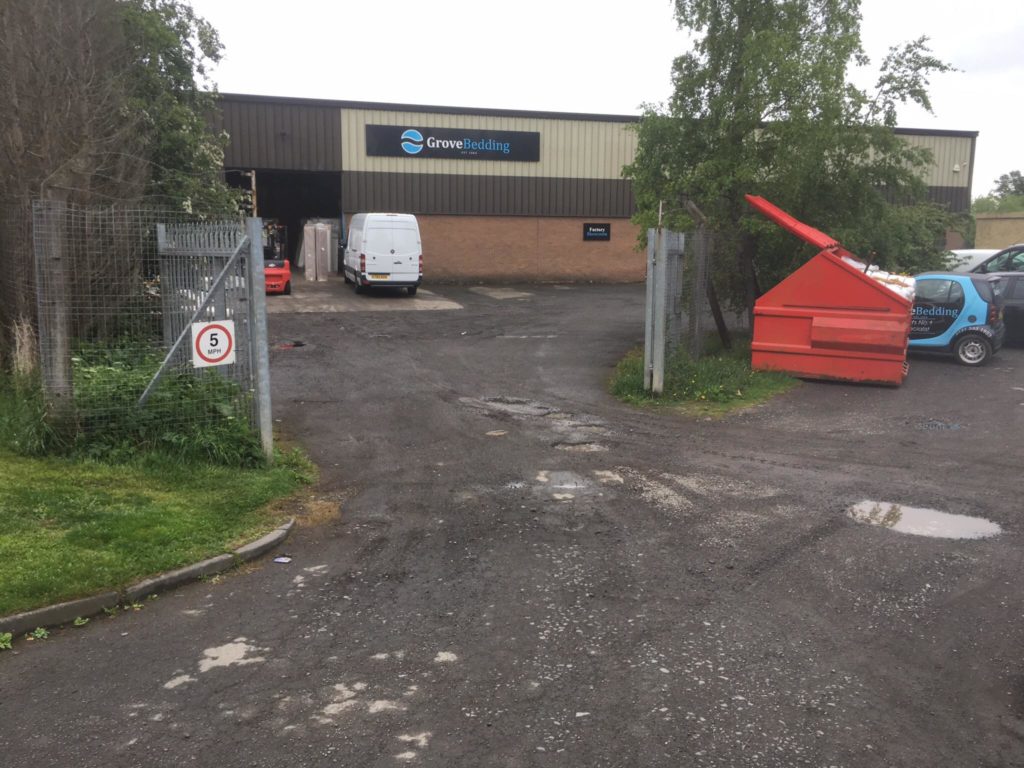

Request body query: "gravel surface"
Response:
[2, 282, 1022, 767]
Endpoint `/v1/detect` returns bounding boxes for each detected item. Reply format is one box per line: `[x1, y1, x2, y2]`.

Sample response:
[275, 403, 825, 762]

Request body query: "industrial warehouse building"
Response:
[216, 93, 978, 282]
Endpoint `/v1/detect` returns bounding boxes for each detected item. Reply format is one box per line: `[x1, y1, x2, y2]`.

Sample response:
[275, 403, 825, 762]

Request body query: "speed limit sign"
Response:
[191, 320, 236, 368]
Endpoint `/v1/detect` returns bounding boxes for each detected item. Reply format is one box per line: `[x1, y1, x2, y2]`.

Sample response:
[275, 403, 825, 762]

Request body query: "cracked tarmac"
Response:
[1, 283, 1022, 767]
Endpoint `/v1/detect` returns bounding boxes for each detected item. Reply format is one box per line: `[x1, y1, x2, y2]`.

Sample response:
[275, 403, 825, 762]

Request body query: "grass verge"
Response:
[609, 337, 797, 417]
[0, 449, 315, 616]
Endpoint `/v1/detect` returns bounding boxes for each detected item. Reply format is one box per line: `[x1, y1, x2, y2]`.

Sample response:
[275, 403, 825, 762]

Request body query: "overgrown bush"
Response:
[0, 343, 265, 467]
[0, 373, 59, 456]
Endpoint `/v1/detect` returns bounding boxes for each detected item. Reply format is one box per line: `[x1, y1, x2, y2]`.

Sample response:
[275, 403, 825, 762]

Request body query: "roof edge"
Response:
[893, 127, 979, 139]
[218, 92, 641, 124]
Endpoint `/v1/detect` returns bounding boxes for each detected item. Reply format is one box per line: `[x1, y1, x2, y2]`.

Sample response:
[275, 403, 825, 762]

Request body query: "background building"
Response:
[215, 93, 978, 280]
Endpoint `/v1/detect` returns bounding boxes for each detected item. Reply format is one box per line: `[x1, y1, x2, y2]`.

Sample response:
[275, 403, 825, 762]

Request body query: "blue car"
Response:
[909, 273, 1005, 365]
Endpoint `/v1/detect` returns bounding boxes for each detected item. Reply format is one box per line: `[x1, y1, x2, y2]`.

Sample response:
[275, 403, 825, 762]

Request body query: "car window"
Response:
[1013, 279, 1024, 301]
[915, 278, 953, 303]
[911, 278, 965, 339]
[984, 247, 1024, 273]
[948, 281, 964, 304]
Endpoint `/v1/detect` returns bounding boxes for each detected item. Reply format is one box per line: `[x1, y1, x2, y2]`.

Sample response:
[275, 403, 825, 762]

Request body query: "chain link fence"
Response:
[0, 199, 272, 463]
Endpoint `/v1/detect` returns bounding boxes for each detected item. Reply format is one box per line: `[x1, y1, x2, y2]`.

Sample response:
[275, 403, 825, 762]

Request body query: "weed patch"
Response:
[609, 338, 796, 416]
[0, 343, 264, 466]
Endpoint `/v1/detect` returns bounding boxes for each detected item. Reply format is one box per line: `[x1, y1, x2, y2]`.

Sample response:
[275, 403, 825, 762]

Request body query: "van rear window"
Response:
[971, 277, 996, 302]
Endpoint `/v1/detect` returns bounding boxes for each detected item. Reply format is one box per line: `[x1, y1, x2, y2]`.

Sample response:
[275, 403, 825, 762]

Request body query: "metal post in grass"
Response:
[643, 228, 656, 391]
[32, 199, 75, 430]
[651, 228, 668, 395]
[245, 217, 274, 463]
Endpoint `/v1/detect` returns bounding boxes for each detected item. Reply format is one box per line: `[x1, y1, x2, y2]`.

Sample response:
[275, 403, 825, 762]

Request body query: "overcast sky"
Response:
[189, 0, 1021, 198]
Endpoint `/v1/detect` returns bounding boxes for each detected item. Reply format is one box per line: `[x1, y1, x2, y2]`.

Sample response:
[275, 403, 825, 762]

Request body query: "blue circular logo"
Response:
[400, 129, 424, 155]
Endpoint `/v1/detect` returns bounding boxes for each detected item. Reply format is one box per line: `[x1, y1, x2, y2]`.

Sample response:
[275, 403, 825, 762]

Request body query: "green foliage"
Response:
[29, 627, 49, 640]
[119, 0, 244, 214]
[993, 171, 1024, 198]
[973, 194, 1024, 214]
[625, 0, 956, 310]
[71, 344, 264, 466]
[0, 446, 311, 615]
[0, 345, 264, 467]
[609, 343, 796, 414]
[0, 632, 12, 650]
[73, 616, 91, 627]
[0, 373, 61, 456]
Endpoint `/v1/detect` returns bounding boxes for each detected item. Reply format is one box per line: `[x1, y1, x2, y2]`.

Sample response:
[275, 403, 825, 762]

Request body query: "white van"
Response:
[343, 213, 423, 296]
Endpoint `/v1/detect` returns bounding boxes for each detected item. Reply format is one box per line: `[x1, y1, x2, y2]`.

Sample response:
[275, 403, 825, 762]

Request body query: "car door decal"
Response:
[911, 279, 964, 339]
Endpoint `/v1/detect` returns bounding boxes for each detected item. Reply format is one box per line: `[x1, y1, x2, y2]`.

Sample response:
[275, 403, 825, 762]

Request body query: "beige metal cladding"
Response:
[897, 132, 975, 189]
[342, 109, 638, 179]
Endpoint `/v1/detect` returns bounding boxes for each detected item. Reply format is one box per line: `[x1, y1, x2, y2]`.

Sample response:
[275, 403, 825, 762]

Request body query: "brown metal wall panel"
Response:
[341, 172, 635, 218]
[926, 186, 970, 212]
[220, 97, 342, 171]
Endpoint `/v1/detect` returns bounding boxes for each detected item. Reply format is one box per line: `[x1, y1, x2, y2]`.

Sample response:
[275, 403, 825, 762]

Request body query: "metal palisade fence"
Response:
[3, 200, 272, 462]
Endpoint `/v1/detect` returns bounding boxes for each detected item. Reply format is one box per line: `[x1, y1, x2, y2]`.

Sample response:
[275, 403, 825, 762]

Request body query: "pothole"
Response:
[461, 396, 553, 418]
[847, 501, 1001, 539]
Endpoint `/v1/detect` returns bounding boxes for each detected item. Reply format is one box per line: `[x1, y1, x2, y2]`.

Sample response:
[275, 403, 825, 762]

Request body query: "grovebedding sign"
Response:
[366, 124, 540, 162]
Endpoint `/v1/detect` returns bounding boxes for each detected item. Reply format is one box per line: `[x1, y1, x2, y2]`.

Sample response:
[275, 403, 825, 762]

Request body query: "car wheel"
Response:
[407, 285, 418, 297]
[954, 333, 991, 366]
[343, 269, 352, 284]
[283, 280, 291, 296]
[353, 278, 364, 295]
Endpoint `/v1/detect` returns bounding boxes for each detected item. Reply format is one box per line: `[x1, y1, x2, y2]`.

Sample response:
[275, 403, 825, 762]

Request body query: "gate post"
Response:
[246, 217, 274, 462]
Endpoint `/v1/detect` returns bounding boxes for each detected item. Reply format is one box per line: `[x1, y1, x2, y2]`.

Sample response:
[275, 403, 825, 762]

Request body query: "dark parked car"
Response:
[972, 243, 1024, 274]
[988, 272, 1024, 343]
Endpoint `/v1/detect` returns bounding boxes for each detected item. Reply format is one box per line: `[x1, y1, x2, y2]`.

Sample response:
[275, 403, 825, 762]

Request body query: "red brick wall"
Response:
[415, 215, 644, 282]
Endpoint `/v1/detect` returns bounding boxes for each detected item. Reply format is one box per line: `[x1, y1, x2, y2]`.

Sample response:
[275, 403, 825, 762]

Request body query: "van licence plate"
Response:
[369, 273, 390, 280]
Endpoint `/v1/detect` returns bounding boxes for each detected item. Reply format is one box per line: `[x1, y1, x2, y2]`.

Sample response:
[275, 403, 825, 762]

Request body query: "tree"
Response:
[993, 171, 1024, 198]
[0, 0, 238, 212]
[625, 0, 957, 314]
[0, 0, 240, 380]
[120, 0, 241, 213]
[973, 171, 1024, 214]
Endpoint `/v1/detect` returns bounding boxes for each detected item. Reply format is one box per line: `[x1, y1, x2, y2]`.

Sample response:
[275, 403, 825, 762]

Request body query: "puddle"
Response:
[537, 471, 591, 491]
[847, 501, 1001, 539]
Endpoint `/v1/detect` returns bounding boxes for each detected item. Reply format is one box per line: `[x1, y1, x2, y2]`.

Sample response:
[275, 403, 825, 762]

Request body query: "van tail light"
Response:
[359, 254, 366, 273]
[419, 255, 423, 274]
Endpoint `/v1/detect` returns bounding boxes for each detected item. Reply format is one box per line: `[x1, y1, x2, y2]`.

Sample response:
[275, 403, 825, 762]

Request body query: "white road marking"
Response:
[470, 286, 533, 300]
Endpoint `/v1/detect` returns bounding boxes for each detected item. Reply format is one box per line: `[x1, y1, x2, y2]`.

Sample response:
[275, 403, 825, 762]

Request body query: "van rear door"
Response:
[363, 222, 420, 281]
[389, 222, 420, 281]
